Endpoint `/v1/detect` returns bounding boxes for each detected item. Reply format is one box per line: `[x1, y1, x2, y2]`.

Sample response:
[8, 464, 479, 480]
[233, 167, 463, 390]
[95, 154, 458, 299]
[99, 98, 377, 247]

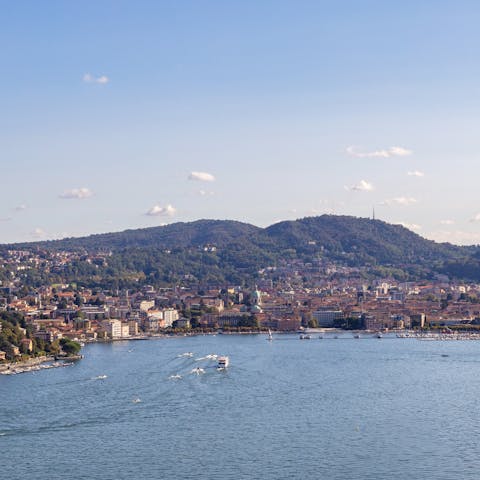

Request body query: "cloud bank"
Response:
[188, 171, 215, 182]
[59, 188, 93, 199]
[145, 204, 176, 217]
[346, 146, 412, 159]
[345, 180, 374, 192]
[395, 222, 421, 231]
[382, 197, 418, 206]
[83, 73, 109, 84]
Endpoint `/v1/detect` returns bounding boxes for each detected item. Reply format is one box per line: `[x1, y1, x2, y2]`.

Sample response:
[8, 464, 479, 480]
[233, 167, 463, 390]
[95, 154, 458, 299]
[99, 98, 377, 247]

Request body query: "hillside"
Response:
[12, 219, 260, 251]
[265, 216, 466, 264]
[2, 215, 479, 287]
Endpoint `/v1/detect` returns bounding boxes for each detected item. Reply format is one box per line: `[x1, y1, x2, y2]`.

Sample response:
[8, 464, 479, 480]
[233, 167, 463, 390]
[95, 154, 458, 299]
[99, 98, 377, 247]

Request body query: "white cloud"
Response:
[395, 222, 421, 231]
[83, 73, 109, 84]
[470, 213, 480, 223]
[440, 219, 455, 225]
[145, 204, 176, 217]
[0, 217, 12, 222]
[382, 196, 418, 206]
[188, 171, 215, 182]
[59, 187, 93, 199]
[31, 227, 46, 239]
[389, 146, 412, 157]
[198, 189, 215, 196]
[345, 179, 374, 192]
[14, 204, 27, 211]
[426, 230, 480, 245]
[407, 170, 425, 177]
[346, 145, 412, 159]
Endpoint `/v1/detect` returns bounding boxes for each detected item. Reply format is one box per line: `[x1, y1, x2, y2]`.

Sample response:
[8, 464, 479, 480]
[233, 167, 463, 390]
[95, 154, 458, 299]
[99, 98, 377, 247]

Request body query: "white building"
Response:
[162, 308, 179, 327]
[102, 319, 122, 338]
[121, 323, 130, 338]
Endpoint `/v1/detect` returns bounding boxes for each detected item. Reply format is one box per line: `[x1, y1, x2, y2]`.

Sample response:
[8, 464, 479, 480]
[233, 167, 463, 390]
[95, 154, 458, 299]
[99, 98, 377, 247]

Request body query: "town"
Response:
[2, 245, 480, 362]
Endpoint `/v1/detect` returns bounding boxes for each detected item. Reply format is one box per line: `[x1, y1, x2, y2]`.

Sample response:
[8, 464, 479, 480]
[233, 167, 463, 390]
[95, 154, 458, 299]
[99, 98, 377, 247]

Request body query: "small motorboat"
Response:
[217, 356, 229, 369]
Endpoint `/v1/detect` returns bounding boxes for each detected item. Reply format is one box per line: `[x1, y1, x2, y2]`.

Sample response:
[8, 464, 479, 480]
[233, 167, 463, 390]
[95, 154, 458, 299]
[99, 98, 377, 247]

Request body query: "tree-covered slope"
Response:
[10, 219, 261, 251]
[2, 215, 479, 287]
[265, 216, 467, 265]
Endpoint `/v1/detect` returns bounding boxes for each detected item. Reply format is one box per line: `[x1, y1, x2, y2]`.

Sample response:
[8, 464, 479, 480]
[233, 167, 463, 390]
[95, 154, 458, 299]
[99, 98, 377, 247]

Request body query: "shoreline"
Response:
[0, 355, 81, 376]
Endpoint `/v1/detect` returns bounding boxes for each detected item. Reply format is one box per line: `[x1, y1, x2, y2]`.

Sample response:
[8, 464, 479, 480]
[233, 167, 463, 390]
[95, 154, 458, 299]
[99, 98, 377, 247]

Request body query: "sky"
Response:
[2, 0, 480, 245]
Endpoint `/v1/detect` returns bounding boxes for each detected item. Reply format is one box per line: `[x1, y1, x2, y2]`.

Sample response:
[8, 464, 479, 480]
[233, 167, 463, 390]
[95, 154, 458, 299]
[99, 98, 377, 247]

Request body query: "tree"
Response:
[58, 299, 68, 309]
[307, 317, 318, 328]
[60, 338, 81, 356]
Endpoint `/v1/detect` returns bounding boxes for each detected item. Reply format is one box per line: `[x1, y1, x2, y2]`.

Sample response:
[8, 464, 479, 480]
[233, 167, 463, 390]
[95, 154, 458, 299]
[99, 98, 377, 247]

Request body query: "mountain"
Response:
[2, 215, 479, 288]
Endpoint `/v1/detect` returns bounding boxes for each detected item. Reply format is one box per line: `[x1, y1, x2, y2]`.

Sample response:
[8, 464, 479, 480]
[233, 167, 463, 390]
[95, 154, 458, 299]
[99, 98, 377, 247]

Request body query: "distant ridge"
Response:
[2, 215, 480, 286]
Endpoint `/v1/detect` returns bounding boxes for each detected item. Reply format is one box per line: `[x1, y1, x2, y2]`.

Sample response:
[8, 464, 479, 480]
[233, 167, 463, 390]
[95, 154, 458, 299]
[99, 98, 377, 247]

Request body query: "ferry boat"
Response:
[217, 356, 229, 369]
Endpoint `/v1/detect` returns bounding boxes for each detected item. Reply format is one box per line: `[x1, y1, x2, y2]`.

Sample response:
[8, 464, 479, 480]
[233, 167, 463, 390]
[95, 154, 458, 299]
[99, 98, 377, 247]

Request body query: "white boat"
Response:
[217, 356, 229, 369]
[353, 333, 360, 339]
[376, 332, 383, 339]
[267, 329, 273, 341]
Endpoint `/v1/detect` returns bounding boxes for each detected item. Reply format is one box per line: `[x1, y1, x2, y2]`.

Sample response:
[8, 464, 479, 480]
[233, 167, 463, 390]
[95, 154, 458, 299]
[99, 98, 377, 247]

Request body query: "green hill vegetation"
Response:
[2, 215, 479, 288]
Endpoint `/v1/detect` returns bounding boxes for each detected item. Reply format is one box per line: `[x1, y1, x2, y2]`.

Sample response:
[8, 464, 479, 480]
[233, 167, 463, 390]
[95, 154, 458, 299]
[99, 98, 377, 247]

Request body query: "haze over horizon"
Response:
[3, 1, 480, 245]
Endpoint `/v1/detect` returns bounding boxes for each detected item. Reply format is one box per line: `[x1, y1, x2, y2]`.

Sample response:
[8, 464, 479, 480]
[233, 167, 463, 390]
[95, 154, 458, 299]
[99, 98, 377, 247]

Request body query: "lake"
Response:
[2, 333, 480, 479]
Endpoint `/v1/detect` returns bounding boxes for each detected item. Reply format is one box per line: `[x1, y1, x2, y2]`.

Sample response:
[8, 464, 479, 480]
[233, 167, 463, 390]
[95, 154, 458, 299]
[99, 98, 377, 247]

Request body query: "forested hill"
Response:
[2, 216, 480, 286]
[264, 217, 468, 264]
[15, 220, 261, 250]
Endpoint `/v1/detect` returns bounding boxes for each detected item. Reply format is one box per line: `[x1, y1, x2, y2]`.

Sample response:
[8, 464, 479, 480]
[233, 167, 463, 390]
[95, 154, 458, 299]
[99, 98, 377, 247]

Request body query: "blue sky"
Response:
[2, 1, 480, 244]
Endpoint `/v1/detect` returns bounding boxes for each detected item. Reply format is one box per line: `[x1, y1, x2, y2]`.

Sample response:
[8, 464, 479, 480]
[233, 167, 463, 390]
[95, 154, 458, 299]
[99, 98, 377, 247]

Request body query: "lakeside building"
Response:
[163, 308, 179, 327]
[313, 309, 344, 327]
[410, 314, 426, 328]
[101, 320, 122, 339]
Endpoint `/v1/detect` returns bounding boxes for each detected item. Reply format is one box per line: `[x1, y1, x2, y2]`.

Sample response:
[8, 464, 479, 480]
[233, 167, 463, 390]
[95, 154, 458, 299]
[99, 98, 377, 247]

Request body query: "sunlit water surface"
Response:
[2, 334, 480, 479]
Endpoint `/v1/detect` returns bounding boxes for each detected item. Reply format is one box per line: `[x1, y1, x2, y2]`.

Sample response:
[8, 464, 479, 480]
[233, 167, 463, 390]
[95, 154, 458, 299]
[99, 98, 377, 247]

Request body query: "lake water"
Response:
[2, 333, 480, 479]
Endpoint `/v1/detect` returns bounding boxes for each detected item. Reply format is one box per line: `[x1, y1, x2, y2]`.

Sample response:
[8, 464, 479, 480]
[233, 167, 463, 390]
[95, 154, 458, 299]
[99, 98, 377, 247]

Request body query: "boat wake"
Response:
[190, 368, 205, 375]
[93, 375, 108, 380]
[195, 354, 218, 361]
[177, 352, 194, 358]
